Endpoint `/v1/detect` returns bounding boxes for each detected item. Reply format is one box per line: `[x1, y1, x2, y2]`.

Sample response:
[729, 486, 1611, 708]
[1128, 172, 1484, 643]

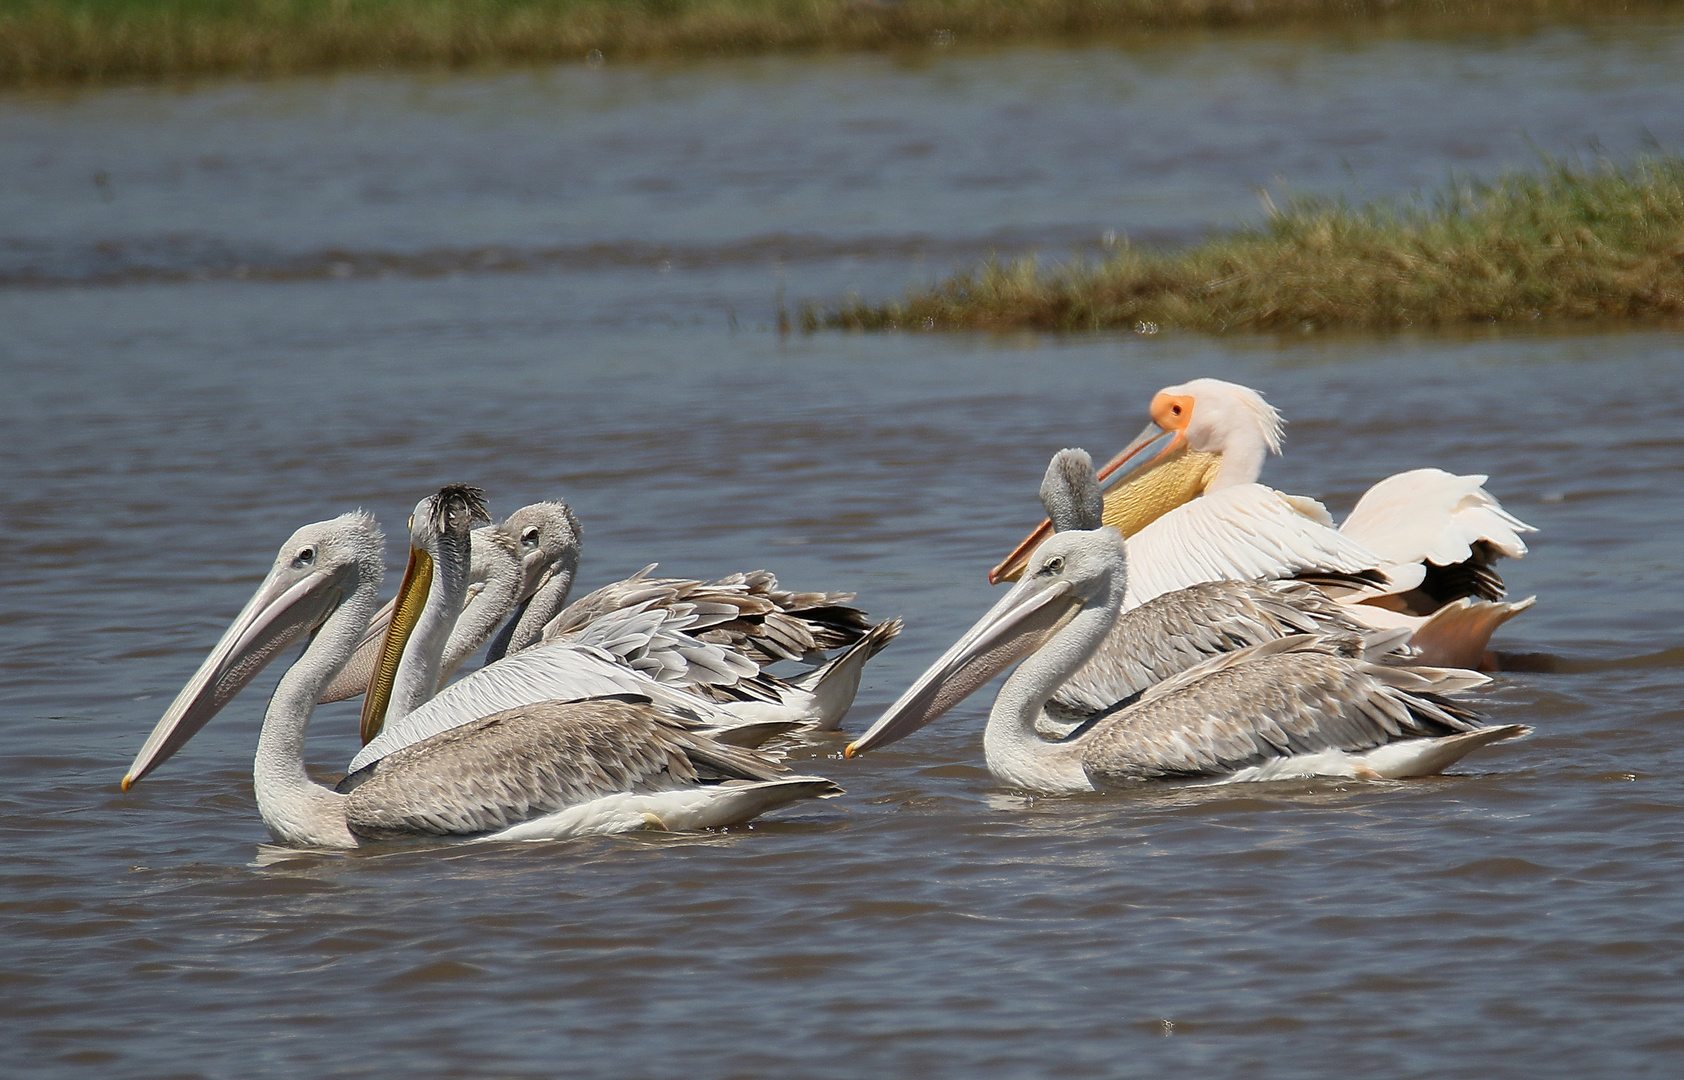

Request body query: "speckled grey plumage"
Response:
[1050, 578, 1376, 717]
[541, 566, 874, 665]
[342, 695, 833, 839]
[1075, 636, 1483, 785]
[1034, 449, 1386, 719]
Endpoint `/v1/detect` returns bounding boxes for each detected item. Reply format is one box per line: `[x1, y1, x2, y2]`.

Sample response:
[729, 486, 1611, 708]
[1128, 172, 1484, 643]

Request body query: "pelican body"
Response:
[123, 492, 842, 849]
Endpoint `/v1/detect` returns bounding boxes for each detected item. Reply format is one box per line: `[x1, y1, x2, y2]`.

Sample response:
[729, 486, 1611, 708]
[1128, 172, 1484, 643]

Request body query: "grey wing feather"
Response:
[541, 567, 873, 665]
[1078, 635, 1487, 784]
[344, 697, 791, 839]
[1052, 579, 1373, 715]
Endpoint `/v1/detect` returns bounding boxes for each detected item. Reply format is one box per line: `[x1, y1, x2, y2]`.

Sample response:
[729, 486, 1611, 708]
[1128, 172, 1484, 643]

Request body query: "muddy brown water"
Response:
[3, 24, 1684, 1080]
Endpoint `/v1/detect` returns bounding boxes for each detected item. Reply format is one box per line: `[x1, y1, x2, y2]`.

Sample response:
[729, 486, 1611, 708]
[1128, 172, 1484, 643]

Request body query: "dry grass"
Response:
[1, 0, 1679, 86]
[815, 156, 1684, 334]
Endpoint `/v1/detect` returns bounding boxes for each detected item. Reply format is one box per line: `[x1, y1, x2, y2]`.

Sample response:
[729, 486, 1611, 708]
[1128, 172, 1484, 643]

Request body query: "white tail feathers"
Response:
[1362, 723, 1532, 779]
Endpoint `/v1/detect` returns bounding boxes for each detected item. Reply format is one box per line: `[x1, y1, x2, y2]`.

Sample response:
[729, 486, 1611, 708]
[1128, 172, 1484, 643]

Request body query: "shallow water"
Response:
[4, 24, 1684, 1080]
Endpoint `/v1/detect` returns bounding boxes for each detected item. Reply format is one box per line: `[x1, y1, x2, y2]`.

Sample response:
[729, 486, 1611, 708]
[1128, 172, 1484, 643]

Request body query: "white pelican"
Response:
[121, 502, 842, 849]
[846, 518, 1529, 791]
[991, 378, 1537, 668]
[348, 490, 902, 772]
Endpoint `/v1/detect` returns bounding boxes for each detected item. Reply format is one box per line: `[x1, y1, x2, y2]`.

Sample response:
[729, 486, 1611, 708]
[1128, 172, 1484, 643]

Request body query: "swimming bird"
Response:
[991, 378, 1536, 667]
[121, 499, 842, 850]
[848, 473, 1527, 791]
[1034, 448, 1407, 722]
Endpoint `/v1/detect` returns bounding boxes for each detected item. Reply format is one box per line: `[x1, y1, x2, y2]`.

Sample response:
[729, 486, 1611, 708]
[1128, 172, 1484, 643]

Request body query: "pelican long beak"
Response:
[122, 567, 345, 790]
[845, 575, 1079, 758]
[989, 420, 1185, 584]
[358, 545, 433, 745]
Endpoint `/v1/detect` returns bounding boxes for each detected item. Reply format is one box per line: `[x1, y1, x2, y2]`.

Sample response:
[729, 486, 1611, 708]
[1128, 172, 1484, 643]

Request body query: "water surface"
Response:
[3, 24, 1684, 1080]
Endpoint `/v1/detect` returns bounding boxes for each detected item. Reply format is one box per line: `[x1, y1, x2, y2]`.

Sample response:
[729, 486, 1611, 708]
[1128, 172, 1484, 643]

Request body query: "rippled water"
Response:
[4, 23, 1684, 1080]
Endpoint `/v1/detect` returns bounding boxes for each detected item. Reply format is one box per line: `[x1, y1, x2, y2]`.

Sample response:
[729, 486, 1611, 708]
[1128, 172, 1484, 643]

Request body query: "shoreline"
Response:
[812, 156, 1684, 334]
[3, 0, 1681, 88]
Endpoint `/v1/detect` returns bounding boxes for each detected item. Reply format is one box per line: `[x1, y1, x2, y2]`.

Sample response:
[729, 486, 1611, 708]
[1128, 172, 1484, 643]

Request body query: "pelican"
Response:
[991, 378, 1537, 668]
[1034, 449, 1408, 724]
[121, 500, 842, 850]
[846, 498, 1529, 792]
[348, 490, 901, 772]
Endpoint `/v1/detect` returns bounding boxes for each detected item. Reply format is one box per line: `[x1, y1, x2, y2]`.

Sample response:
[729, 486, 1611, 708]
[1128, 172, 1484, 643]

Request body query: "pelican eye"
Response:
[295, 545, 317, 566]
[1040, 555, 1065, 575]
[521, 526, 540, 547]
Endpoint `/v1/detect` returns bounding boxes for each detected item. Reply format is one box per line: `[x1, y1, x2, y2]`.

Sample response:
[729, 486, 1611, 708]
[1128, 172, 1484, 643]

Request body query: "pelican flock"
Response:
[123, 375, 1543, 850]
[122, 488, 851, 848]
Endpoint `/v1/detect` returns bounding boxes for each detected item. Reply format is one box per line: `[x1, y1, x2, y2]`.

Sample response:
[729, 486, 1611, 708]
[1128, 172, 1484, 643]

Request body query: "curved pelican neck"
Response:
[390, 532, 472, 723]
[506, 560, 577, 657]
[983, 582, 1121, 794]
[1202, 413, 1275, 492]
[439, 540, 524, 682]
[253, 575, 378, 848]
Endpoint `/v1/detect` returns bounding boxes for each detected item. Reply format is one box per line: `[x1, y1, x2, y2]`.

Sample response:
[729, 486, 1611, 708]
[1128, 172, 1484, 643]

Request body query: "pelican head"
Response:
[989, 378, 1283, 583]
[122, 512, 385, 789]
[359, 485, 490, 743]
[496, 500, 582, 604]
[847, 526, 1124, 758]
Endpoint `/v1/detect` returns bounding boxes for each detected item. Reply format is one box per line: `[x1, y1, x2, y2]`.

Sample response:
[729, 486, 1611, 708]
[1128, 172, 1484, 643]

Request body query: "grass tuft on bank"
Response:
[1, 0, 1680, 86]
[814, 156, 1684, 334]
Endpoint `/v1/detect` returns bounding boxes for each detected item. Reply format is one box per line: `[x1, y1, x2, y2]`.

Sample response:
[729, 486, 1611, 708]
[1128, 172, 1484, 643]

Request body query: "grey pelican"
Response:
[991, 378, 1537, 668]
[350, 493, 901, 768]
[848, 455, 1528, 791]
[1034, 449, 1407, 723]
[121, 499, 842, 849]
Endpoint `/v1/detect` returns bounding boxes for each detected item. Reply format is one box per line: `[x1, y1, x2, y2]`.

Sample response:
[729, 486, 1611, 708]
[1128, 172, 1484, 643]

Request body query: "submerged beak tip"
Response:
[843, 742, 860, 759]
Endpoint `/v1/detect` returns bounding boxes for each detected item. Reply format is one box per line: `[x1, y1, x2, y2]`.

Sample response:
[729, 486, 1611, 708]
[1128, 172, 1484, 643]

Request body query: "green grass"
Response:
[813, 156, 1684, 334]
[1, 0, 1679, 86]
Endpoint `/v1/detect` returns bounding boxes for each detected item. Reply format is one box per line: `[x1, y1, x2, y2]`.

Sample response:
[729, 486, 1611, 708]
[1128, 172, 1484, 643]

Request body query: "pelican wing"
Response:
[1339, 469, 1536, 607]
[343, 697, 805, 839]
[347, 623, 754, 773]
[1121, 484, 1385, 608]
[1341, 469, 1536, 566]
[543, 566, 872, 664]
[1078, 636, 1489, 784]
[557, 599, 762, 687]
[1051, 580, 1372, 715]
